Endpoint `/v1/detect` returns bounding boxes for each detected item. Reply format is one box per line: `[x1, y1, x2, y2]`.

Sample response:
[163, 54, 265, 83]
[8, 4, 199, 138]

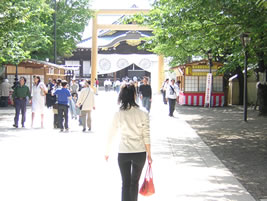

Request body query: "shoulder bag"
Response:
[79, 88, 90, 110]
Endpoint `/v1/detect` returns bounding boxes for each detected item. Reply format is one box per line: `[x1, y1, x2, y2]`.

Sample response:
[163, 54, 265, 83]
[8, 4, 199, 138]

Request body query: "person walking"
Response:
[46, 79, 55, 108]
[161, 78, 169, 104]
[166, 78, 179, 117]
[52, 79, 61, 128]
[105, 84, 152, 201]
[139, 77, 152, 112]
[0, 79, 12, 107]
[11, 77, 32, 128]
[76, 80, 95, 132]
[115, 79, 121, 93]
[31, 76, 48, 128]
[52, 80, 71, 132]
[70, 79, 79, 95]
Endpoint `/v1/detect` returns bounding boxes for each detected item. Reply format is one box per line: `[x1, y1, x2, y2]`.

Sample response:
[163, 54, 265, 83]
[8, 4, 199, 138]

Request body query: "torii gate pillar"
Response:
[91, 14, 98, 88]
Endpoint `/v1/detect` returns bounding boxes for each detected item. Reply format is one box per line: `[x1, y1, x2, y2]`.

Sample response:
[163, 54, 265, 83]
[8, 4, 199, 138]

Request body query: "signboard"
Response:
[204, 73, 213, 107]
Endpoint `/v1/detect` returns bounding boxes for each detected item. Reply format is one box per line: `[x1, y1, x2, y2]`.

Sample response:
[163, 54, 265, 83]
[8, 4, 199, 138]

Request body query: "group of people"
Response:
[10, 76, 95, 132]
[2, 75, 183, 201]
[8, 75, 152, 201]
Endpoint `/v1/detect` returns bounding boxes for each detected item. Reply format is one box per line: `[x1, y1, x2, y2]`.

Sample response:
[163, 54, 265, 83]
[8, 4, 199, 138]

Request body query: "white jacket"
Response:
[106, 106, 150, 154]
[77, 87, 95, 110]
[166, 83, 179, 99]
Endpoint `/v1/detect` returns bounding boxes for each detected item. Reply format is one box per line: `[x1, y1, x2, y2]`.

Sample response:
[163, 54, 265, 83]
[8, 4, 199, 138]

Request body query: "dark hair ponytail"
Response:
[118, 84, 139, 110]
[36, 76, 41, 86]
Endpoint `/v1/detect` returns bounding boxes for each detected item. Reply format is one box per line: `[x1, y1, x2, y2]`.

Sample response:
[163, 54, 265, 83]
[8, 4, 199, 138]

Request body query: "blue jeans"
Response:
[142, 97, 151, 112]
[14, 98, 27, 126]
[118, 152, 146, 201]
[68, 99, 77, 118]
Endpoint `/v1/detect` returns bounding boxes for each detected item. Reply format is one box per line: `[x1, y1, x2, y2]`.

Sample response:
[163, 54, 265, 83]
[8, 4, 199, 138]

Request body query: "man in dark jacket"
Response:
[139, 77, 152, 112]
[11, 77, 32, 128]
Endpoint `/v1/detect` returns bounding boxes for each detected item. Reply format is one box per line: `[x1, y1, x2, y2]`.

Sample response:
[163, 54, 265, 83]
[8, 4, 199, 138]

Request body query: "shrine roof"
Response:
[77, 30, 152, 49]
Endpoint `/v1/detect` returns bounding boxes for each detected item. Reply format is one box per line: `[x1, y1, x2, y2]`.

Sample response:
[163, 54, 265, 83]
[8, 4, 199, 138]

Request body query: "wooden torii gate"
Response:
[91, 9, 164, 91]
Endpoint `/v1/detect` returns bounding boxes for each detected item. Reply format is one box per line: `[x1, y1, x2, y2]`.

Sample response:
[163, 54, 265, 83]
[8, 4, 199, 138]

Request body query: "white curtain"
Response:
[97, 54, 157, 75]
[83, 61, 91, 76]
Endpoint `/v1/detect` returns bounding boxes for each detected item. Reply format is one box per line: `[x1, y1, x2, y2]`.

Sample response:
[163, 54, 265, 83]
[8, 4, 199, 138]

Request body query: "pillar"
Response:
[158, 55, 164, 92]
[91, 14, 98, 88]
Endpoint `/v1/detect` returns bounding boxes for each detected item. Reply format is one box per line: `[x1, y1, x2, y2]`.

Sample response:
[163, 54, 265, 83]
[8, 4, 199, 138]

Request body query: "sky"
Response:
[82, 0, 153, 39]
[90, 0, 152, 9]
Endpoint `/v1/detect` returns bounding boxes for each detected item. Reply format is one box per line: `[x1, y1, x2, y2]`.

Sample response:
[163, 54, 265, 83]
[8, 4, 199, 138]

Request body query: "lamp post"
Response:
[241, 33, 251, 122]
[12, 63, 19, 90]
[207, 49, 213, 108]
[53, 0, 57, 64]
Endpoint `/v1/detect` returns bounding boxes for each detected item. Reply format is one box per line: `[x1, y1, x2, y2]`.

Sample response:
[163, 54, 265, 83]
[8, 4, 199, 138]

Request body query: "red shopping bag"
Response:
[139, 163, 155, 196]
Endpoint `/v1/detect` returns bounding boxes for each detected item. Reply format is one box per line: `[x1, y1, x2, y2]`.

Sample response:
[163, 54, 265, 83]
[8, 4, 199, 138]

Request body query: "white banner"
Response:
[204, 73, 213, 107]
[97, 54, 157, 74]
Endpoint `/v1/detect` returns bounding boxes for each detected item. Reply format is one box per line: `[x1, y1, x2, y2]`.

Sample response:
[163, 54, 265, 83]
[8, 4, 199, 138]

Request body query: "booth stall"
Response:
[4, 59, 73, 90]
[172, 60, 225, 107]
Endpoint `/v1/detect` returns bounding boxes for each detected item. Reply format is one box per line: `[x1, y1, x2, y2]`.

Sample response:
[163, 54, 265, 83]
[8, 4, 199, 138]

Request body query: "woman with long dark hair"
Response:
[31, 75, 47, 128]
[105, 84, 152, 201]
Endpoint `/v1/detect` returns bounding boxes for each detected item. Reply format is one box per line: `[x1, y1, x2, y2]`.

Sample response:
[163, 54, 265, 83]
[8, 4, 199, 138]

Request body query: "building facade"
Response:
[64, 30, 158, 86]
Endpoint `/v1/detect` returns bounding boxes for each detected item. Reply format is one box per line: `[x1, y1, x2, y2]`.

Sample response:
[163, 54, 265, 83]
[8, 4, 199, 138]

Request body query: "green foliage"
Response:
[0, 0, 53, 64]
[131, 0, 267, 75]
[0, 0, 93, 65]
[32, 0, 93, 62]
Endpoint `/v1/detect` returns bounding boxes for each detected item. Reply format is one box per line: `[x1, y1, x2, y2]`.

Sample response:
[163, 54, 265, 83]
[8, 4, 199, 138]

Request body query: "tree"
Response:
[0, 0, 93, 65]
[130, 0, 267, 105]
[31, 0, 93, 63]
[0, 0, 53, 65]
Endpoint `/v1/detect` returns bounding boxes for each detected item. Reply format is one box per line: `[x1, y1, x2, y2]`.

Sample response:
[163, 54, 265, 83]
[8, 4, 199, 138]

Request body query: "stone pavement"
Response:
[174, 104, 267, 201]
[0, 91, 257, 201]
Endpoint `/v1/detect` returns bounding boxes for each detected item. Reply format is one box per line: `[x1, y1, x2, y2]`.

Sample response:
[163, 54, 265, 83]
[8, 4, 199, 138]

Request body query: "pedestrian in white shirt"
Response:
[166, 78, 179, 117]
[76, 80, 95, 132]
[161, 78, 169, 104]
[31, 76, 48, 128]
[0, 79, 12, 107]
[105, 84, 152, 201]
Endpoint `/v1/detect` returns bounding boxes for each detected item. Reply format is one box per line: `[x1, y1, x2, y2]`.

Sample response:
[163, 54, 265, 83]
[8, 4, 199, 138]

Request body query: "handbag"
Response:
[139, 163, 155, 196]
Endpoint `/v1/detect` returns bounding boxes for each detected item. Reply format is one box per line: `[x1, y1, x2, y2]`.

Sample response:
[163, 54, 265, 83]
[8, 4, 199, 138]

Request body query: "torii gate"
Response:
[91, 9, 164, 91]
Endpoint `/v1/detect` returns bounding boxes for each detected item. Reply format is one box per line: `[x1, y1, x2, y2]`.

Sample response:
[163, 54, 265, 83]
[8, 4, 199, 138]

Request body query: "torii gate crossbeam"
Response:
[91, 9, 164, 91]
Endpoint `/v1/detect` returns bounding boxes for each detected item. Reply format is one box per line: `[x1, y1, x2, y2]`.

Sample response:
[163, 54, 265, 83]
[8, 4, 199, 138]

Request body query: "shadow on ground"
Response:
[176, 105, 267, 200]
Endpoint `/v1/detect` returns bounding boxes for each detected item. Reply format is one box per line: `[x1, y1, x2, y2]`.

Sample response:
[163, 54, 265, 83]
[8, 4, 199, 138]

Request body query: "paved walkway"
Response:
[0, 91, 256, 201]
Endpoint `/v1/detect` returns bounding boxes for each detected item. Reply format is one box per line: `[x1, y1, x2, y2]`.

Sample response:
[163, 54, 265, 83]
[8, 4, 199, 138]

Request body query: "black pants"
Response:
[118, 152, 146, 201]
[58, 104, 69, 129]
[162, 91, 167, 104]
[168, 98, 176, 116]
[0, 96, 9, 107]
[14, 98, 26, 126]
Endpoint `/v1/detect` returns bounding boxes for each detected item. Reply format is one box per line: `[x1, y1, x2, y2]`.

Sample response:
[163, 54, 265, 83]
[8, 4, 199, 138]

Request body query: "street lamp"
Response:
[240, 33, 251, 122]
